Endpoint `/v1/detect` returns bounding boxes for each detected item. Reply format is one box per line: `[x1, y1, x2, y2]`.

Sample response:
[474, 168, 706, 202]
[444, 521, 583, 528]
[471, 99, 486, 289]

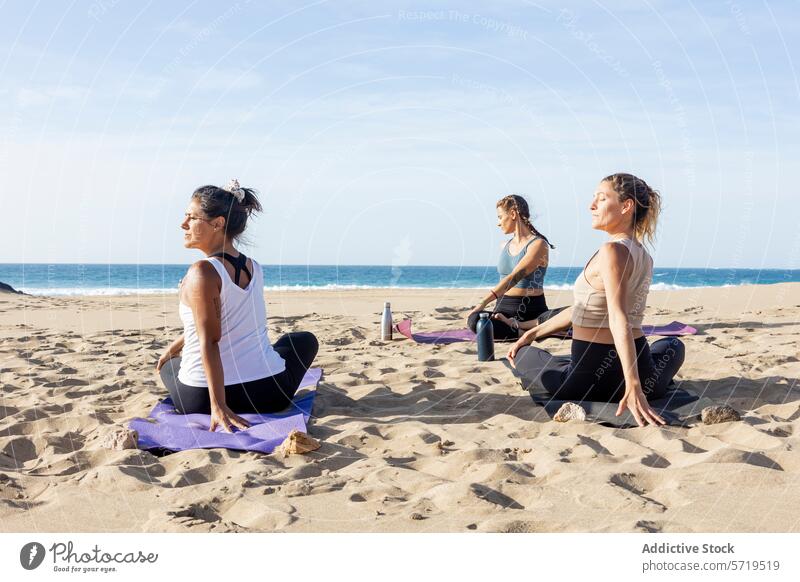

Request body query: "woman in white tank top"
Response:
[506, 174, 686, 427]
[155, 180, 319, 433]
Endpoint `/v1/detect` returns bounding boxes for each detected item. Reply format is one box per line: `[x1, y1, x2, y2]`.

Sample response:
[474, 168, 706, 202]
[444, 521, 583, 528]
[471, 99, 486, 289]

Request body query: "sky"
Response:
[1, 0, 798, 269]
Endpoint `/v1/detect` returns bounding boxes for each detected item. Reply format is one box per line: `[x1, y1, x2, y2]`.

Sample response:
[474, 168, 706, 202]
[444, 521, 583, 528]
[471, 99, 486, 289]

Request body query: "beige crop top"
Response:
[571, 238, 653, 329]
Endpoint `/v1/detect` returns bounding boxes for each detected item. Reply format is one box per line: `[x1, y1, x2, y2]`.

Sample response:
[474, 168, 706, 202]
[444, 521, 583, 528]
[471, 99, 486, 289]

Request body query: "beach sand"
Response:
[1, 284, 799, 532]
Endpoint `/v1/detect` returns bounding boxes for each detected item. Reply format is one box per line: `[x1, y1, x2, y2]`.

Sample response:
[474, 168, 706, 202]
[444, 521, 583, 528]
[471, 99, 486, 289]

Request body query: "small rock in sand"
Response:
[553, 402, 587, 423]
[701, 405, 741, 425]
[100, 427, 138, 450]
[278, 430, 321, 458]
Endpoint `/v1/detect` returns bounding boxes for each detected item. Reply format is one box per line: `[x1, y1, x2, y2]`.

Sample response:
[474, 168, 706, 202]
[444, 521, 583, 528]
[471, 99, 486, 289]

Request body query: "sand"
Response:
[1, 284, 799, 533]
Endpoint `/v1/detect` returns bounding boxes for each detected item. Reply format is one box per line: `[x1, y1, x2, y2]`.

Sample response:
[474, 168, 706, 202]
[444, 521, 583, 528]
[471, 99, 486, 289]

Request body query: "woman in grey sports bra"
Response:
[507, 174, 686, 427]
[466, 194, 554, 341]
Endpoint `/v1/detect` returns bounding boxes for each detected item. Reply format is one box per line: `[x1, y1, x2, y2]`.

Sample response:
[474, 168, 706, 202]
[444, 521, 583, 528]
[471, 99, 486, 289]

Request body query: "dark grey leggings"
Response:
[467, 294, 549, 341]
[514, 336, 685, 402]
[159, 331, 319, 414]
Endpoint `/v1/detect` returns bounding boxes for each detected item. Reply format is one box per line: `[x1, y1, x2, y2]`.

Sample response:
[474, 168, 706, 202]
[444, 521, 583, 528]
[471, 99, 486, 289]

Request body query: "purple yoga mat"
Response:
[395, 319, 476, 344]
[129, 368, 322, 454]
[642, 321, 698, 336]
[395, 319, 696, 344]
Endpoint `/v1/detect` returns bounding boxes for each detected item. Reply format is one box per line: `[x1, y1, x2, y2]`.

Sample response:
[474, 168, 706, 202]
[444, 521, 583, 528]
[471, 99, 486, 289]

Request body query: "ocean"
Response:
[1, 264, 799, 296]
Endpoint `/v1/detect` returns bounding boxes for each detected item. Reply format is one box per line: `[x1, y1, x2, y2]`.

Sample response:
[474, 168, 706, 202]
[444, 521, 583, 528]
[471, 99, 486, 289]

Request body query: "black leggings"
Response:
[514, 336, 685, 402]
[159, 331, 319, 414]
[467, 294, 549, 341]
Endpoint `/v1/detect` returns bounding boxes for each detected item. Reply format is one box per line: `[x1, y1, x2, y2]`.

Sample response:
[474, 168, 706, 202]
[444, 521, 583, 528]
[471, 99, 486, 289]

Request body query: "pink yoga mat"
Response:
[395, 319, 696, 345]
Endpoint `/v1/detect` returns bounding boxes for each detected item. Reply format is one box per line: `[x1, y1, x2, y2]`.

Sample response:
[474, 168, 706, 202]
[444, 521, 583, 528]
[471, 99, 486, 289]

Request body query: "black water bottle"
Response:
[476, 312, 495, 362]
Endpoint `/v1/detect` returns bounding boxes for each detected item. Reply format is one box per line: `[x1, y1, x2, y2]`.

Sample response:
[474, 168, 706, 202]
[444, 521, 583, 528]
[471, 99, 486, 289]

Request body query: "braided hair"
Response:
[497, 194, 555, 249]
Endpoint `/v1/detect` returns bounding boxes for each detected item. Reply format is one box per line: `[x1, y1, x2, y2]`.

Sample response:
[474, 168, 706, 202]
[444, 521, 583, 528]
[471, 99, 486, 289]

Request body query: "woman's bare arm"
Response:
[496, 239, 548, 296]
[156, 334, 185, 371]
[184, 261, 249, 432]
[600, 243, 664, 426]
[469, 239, 548, 315]
[506, 306, 573, 363]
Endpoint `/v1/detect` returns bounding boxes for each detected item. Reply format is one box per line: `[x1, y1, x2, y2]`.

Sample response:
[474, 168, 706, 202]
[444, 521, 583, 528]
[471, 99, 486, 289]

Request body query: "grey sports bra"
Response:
[497, 237, 547, 290]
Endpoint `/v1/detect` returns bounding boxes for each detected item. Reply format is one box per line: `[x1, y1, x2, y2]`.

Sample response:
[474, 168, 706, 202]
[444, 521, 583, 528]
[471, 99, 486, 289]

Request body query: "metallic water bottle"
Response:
[476, 312, 495, 361]
[381, 302, 393, 340]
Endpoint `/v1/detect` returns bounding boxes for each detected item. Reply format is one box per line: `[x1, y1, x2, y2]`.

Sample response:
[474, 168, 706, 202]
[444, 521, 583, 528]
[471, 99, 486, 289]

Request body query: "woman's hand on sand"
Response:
[209, 404, 250, 433]
[615, 388, 666, 427]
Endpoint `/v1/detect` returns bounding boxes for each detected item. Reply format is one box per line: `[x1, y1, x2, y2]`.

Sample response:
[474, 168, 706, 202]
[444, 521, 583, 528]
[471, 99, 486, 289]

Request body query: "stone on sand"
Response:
[553, 402, 587, 422]
[101, 427, 139, 450]
[278, 430, 321, 457]
[701, 405, 741, 425]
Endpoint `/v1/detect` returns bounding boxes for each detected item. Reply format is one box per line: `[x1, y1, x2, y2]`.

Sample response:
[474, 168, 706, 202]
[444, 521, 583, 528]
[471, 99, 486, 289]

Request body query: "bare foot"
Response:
[492, 313, 520, 335]
[492, 313, 513, 326]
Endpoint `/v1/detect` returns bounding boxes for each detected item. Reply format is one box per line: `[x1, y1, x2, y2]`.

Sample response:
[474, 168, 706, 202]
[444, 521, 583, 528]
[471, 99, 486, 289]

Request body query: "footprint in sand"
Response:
[166, 503, 237, 530]
[761, 425, 793, 438]
[495, 520, 538, 533]
[423, 368, 445, 379]
[1, 437, 40, 468]
[704, 448, 784, 471]
[423, 359, 446, 367]
[608, 472, 667, 512]
[469, 483, 524, 510]
[609, 472, 650, 496]
[635, 520, 664, 532]
[168, 467, 219, 488]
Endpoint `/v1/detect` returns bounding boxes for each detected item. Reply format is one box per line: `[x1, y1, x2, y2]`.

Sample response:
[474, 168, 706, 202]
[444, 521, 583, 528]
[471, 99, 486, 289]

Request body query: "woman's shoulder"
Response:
[246, 256, 261, 279]
[519, 237, 548, 263]
[597, 241, 633, 265]
[184, 260, 221, 289]
[525, 236, 548, 252]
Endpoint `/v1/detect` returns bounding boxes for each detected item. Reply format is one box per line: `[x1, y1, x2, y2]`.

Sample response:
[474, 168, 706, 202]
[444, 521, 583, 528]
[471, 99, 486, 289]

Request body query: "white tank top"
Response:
[178, 256, 286, 387]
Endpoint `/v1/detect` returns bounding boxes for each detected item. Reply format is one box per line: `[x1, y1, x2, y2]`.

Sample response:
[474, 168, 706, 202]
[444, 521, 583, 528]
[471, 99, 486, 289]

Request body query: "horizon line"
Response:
[2, 262, 799, 271]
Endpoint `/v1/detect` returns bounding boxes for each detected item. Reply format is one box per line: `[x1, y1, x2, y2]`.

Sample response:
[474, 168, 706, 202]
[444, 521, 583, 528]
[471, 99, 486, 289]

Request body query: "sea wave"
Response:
[21, 287, 180, 296]
[650, 283, 689, 291]
[17, 281, 747, 296]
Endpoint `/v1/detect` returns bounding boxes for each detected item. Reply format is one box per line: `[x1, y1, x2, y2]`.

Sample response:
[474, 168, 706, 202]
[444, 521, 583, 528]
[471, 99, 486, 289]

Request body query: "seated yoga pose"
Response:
[467, 194, 555, 341]
[507, 174, 685, 427]
[156, 180, 319, 433]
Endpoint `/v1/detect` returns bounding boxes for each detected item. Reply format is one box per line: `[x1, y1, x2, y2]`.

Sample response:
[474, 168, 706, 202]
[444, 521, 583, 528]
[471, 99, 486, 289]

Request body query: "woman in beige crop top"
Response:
[506, 174, 686, 427]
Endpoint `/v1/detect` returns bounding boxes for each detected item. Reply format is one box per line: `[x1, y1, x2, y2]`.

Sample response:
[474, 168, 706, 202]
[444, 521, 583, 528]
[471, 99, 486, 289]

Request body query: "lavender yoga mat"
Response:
[129, 368, 322, 454]
[395, 319, 476, 344]
[395, 318, 696, 345]
[643, 321, 698, 335]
